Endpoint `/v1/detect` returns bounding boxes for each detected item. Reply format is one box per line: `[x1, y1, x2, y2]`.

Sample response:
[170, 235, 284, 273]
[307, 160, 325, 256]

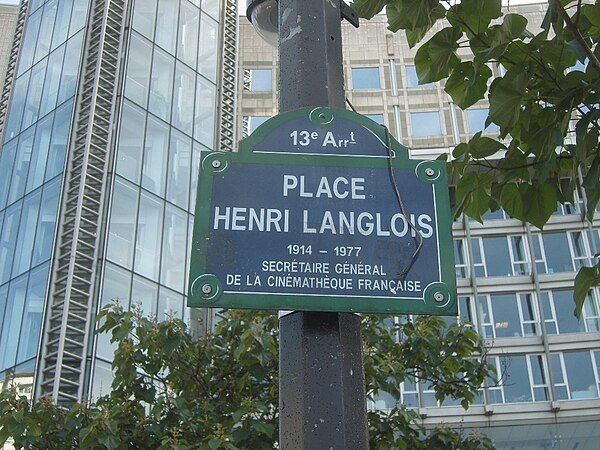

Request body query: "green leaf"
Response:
[487, 65, 529, 136]
[445, 62, 492, 109]
[415, 27, 462, 83]
[386, 0, 441, 31]
[455, 172, 494, 222]
[448, 0, 502, 35]
[500, 183, 524, 219]
[574, 264, 600, 319]
[502, 184, 557, 229]
[351, 0, 388, 20]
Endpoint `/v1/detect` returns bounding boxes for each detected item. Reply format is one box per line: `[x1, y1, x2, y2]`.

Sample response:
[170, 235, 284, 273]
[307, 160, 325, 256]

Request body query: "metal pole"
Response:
[277, 0, 369, 448]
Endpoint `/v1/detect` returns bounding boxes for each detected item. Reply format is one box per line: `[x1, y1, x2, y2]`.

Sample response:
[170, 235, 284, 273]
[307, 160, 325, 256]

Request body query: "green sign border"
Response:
[188, 108, 457, 315]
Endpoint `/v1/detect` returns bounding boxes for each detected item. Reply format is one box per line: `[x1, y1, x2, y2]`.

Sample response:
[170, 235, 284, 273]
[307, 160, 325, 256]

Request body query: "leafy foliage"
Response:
[0, 305, 495, 449]
[352, 0, 600, 313]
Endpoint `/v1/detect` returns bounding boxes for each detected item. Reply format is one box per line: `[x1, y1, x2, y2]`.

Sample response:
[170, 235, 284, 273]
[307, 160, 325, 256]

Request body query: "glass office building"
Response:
[238, 3, 600, 448]
[0, 0, 237, 403]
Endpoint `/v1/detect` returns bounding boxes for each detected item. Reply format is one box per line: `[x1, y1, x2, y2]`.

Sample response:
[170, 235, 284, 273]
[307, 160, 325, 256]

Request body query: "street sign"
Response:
[188, 107, 457, 315]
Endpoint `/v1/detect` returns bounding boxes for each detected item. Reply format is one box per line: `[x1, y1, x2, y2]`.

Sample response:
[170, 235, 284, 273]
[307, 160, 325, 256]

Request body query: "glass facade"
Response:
[94, 0, 221, 388]
[0, 0, 89, 379]
[0, 0, 224, 397]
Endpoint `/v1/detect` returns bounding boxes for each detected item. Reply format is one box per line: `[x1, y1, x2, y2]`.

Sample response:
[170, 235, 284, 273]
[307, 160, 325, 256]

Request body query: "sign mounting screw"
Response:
[211, 160, 222, 169]
[425, 168, 435, 177]
[201, 284, 213, 295]
[434, 291, 444, 302]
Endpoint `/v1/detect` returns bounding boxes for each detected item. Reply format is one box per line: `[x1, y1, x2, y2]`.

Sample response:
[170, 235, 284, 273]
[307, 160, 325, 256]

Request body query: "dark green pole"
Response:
[277, 0, 369, 448]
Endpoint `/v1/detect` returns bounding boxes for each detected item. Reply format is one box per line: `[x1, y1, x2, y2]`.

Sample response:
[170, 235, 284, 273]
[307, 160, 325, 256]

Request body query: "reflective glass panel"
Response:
[106, 179, 139, 268]
[491, 294, 522, 338]
[26, 114, 53, 193]
[160, 204, 186, 292]
[553, 290, 585, 333]
[134, 193, 164, 280]
[0, 275, 28, 370]
[248, 69, 272, 91]
[34, 0, 58, 63]
[482, 236, 512, 277]
[193, 76, 216, 146]
[351, 67, 381, 90]
[8, 129, 35, 206]
[22, 58, 48, 130]
[0, 141, 17, 209]
[410, 111, 442, 136]
[542, 232, 573, 273]
[142, 116, 169, 196]
[155, 0, 178, 54]
[116, 101, 146, 184]
[45, 100, 72, 181]
[31, 179, 61, 267]
[172, 61, 195, 135]
[198, 13, 218, 83]
[148, 47, 174, 121]
[39, 45, 66, 119]
[132, 0, 157, 38]
[177, 1, 199, 68]
[502, 355, 532, 403]
[125, 33, 152, 108]
[12, 191, 42, 277]
[166, 129, 191, 209]
[131, 275, 158, 316]
[0, 204, 20, 284]
[16, 263, 48, 362]
[563, 352, 598, 399]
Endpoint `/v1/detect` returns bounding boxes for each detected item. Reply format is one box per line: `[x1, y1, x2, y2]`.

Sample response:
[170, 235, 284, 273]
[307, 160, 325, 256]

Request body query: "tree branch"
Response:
[549, 0, 600, 76]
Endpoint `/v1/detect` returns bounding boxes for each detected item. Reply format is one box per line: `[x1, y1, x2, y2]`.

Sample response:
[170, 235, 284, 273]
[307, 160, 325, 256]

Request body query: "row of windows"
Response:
[373, 349, 600, 409]
[18, 0, 89, 78]
[0, 178, 61, 287]
[243, 66, 440, 92]
[454, 230, 597, 279]
[457, 290, 600, 339]
[131, 0, 219, 82]
[243, 108, 496, 140]
[124, 32, 216, 148]
[116, 100, 207, 211]
[5, 29, 83, 143]
[0, 262, 49, 372]
[0, 100, 71, 212]
[106, 177, 193, 294]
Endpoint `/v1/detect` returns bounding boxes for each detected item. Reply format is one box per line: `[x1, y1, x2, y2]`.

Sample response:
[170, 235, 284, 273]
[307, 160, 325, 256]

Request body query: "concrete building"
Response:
[0, 3, 19, 90]
[237, 4, 600, 449]
[0, 0, 237, 404]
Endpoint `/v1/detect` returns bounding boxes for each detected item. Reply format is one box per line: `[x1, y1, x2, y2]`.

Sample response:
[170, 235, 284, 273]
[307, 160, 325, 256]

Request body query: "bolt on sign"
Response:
[188, 108, 457, 315]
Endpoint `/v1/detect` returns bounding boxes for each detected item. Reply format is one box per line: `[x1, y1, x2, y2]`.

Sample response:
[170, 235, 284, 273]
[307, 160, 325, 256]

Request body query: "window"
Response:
[542, 290, 586, 334]
[365, 114, 384, 125]
[351, 67, 381, 90]
[405, 65, 434, 88]
[561, 351, 598, 399]
[490, 355, 549, 403]
[536, 231, 592, 273]
[245, 68, 272, 91]
[410, 111, 442, 136]
[454, 239, 469, 278]
[471, 235, 530, 277]
[247, 116, 270, 134]
[466, 108, 499, 133]
[478, 293, 539, 339]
